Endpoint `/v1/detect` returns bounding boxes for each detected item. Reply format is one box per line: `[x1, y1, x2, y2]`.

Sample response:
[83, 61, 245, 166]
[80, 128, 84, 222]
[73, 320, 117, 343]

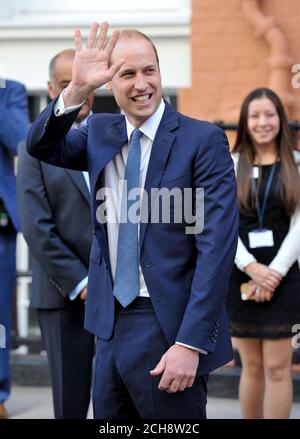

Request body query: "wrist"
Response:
[62, 82, 92, 107]
[244, 261, 257, 276]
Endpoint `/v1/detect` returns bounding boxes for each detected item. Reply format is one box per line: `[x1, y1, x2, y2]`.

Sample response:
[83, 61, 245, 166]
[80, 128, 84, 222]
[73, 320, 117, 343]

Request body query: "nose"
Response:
[134, 73, 147, 91]
[257, 115, 268, 125]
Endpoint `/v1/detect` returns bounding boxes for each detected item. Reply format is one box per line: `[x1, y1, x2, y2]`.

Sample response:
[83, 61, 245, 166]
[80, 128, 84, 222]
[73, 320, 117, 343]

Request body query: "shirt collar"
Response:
[125, 99, 165, 143]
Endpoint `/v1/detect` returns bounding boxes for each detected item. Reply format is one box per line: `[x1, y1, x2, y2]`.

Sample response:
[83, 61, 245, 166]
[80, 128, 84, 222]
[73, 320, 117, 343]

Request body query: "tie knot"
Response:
[130, 129, 143, 143]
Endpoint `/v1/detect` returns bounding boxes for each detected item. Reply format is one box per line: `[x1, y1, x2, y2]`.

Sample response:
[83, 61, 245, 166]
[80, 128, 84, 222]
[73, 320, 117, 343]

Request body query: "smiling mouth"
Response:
[131, 94, 152, 102]
[255, 130, 273, 135]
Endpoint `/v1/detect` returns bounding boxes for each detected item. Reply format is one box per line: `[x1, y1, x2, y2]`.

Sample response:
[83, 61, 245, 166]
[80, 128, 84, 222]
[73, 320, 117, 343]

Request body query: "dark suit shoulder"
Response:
[176, 112, 228, 151]
[88, 113, 124, 125]
[178, 112, 223, 135]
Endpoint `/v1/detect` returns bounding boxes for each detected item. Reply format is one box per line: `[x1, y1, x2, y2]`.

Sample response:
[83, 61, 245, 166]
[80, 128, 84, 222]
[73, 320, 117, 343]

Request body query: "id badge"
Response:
[248, 229, 274, 248]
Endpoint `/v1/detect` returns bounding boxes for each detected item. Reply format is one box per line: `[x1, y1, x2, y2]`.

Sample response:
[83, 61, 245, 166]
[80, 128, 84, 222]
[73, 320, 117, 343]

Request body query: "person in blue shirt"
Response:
[0, 79, 29, 419]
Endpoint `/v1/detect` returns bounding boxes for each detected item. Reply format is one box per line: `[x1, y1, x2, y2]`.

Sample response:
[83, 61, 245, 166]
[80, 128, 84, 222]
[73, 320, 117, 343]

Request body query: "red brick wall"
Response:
[179, 0, 300, 137]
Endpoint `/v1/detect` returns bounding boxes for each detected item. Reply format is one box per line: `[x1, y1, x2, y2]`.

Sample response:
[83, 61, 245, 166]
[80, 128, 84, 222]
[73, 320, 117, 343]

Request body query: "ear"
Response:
[106, 81, 113, 91]
[47, 80, 55, 99]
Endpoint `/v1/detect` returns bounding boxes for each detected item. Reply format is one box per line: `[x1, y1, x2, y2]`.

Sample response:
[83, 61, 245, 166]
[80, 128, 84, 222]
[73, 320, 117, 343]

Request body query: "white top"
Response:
[232, 151, 300, 276]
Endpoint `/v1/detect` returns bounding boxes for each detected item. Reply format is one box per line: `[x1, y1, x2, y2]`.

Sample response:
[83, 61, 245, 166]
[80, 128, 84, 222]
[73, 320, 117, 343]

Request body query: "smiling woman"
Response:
[226, 87, 300, 419]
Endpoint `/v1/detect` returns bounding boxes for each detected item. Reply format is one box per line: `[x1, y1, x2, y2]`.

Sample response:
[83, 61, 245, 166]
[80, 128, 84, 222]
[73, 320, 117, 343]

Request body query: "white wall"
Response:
[0, 0, 191, 92]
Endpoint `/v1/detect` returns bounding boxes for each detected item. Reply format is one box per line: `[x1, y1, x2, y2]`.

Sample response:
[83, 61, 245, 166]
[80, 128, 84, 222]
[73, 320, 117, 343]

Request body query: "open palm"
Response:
[70, 22, 125, 94]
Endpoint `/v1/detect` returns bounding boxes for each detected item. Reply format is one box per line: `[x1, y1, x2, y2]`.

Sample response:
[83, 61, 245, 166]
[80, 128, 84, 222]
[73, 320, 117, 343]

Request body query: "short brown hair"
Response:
[109, 30, 160, 68]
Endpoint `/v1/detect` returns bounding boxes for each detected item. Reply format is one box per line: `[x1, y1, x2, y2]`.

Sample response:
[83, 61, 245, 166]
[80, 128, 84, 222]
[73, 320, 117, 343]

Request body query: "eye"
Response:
[146, 67, 155, 74]
[121, 71, 134, 78]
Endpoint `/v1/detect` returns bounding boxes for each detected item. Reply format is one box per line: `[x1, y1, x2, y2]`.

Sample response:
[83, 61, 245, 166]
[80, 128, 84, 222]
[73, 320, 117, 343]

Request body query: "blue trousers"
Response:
[93, 298, 208, 419]
[0, 232, 16, 403]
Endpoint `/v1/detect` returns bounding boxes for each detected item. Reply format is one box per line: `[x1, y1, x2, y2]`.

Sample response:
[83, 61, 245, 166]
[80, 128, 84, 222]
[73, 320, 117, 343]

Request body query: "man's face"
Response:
[47, 56, 94, 122]
[107, 38, 162, 127]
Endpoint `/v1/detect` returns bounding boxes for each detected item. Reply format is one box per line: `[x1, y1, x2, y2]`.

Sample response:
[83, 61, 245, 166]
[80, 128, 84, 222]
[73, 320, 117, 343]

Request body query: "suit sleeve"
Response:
[0, 81, 30, 153]
[17, 142, 89, 298]
[176, 126, 239, 352]
[26, 97, 88, 171]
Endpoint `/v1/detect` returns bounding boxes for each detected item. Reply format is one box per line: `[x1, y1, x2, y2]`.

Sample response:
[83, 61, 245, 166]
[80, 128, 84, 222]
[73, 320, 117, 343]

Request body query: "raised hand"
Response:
[63, 22, 125, 106]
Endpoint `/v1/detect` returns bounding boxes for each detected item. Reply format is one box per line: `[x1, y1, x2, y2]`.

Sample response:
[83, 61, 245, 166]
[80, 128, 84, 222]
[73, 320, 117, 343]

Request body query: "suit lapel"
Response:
[140, 104, 179, 252]
[91, 118, 127, 270]
[90, 118, 127, 179]
[66, 169, 90, 203]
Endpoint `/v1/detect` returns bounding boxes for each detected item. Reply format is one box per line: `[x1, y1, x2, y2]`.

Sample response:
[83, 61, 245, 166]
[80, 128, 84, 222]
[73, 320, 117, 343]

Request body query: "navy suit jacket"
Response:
[27, 99, 238, 375]
[0, 80, 30, 231]
[17, 142, 92, 309]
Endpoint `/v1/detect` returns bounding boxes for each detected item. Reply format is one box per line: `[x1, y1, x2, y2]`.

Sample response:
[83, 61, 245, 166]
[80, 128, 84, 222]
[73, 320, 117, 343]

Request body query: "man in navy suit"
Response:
[27, 23, 238, 419]
[17, 49, 94, 419]
[0, 79, 29, 419]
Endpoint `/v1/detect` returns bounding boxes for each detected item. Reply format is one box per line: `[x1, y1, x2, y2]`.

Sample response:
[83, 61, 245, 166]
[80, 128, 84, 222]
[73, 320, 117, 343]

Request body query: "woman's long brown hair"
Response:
[232, 87, 300, 216]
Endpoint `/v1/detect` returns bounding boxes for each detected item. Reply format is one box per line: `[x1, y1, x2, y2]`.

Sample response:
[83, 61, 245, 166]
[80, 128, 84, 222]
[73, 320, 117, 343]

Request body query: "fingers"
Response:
[74, 22, 120, 63]
[245, 284, 257, 300]
[158, 375, 175, 392]
[262, 277, 278, 291]
[86, 22, 100, 49]
[254, 286, 273, 302]
[265, 268, 282, 289]
[264, 276, 279, 290]
[107, 58, 126, 80]
[74, 29, 83, 51]
[86, 22, 110, 50]
[95, 21, 109, 49]
[158, 374, 194, 393]
[103, 29, 120, 56]
[269, 269, 282, 282]
[178, 377, 191, 392]
[149, 355, 166, 377]
[254, 287, 263, 302]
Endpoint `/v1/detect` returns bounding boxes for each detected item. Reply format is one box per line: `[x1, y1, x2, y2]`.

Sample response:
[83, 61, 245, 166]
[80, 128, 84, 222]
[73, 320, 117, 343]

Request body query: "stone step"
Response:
[10, 352, 300, 401]
[11, 353, 51, 387]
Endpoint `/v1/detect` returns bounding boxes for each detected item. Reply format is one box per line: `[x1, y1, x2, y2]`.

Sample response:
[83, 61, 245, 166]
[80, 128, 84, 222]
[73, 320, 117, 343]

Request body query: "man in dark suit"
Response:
[0, 79, 29, 419]
[27, 23, 238, 419]
[17, 49, 94, 419]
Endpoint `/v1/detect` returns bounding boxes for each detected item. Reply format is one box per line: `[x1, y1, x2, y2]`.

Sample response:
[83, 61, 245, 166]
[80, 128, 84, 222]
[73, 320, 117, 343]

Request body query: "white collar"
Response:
[125, 99, 165, 142]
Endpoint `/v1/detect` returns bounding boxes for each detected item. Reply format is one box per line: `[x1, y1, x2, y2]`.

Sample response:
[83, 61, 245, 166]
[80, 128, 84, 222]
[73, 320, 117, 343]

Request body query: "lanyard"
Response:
[255, 162, 277, 229]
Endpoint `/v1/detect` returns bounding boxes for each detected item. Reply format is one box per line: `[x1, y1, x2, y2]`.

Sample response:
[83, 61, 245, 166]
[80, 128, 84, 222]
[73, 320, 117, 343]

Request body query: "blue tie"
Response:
[113, 129, 143, 307]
